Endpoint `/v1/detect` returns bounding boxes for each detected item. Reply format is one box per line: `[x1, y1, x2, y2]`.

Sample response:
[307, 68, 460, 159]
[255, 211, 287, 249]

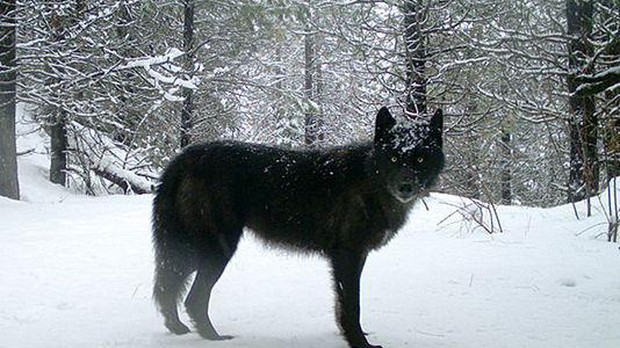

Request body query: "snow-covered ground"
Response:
[2, 120, 620, 348]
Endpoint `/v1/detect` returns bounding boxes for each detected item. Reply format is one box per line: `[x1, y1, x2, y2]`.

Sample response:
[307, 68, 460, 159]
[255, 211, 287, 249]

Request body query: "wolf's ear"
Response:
[430, 108, 443, 147]
[374, 106, 396, 144]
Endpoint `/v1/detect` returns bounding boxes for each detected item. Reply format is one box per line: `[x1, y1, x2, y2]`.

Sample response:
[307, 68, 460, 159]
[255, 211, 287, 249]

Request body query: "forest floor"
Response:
[1, 126, 620, 348]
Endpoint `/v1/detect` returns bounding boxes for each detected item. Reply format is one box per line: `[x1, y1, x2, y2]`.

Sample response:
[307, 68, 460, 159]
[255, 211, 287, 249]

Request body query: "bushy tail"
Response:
[151, 165, 196, 330]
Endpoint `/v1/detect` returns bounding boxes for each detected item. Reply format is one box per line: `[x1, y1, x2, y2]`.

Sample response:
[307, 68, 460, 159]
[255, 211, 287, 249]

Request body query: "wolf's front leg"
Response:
[330, 249, 382, 348]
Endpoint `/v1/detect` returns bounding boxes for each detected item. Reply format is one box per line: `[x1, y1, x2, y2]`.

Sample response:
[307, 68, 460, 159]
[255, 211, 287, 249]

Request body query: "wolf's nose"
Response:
[398, 182, 413, 196]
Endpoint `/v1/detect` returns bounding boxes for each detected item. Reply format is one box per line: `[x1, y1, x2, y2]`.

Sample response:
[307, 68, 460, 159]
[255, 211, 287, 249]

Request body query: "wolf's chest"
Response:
[376, 228, 399, 248]
[351, 195, 413, 250]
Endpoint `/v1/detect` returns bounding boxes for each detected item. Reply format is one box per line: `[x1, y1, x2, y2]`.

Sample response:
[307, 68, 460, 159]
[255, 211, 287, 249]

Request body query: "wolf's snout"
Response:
[398, 182, 414, 196]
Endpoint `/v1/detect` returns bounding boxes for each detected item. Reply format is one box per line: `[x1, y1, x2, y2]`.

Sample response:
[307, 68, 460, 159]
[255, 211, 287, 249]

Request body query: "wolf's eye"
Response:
[391, 156, 398, 163]
[417, 157, 424, 163]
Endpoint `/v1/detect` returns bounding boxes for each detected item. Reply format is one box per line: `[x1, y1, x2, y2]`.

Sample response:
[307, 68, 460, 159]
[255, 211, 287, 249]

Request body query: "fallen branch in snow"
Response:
[92, 166, 151, 194]
[69, 122, 156, 195]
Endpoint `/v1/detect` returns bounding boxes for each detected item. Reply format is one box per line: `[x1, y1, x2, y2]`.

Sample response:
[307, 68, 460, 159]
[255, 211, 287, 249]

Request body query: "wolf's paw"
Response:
[350, 339, 382, 348]
[196, 326, 234, 341]
[200, 332, 234, 341]
[164, 320, 191, 335]
[210, 334, 234, 341]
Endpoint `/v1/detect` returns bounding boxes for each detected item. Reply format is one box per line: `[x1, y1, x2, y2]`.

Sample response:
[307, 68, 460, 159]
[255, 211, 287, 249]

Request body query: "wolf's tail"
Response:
[151, 161, 196, 323]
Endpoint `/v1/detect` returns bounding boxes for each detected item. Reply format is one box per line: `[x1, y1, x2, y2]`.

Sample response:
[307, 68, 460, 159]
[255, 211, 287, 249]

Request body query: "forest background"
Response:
[0, 0, 618, 225]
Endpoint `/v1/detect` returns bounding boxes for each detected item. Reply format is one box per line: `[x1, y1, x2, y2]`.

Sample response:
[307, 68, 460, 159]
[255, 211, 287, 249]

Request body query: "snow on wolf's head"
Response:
[373, 106, 445, 203]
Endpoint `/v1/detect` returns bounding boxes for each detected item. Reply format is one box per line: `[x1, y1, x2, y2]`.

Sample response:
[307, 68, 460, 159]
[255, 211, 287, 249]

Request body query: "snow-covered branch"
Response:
[574, 66, 620, 96]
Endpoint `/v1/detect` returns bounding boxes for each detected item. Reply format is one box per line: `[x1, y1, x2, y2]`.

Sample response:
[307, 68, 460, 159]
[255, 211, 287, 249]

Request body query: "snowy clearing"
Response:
[1, 151, 620, 348]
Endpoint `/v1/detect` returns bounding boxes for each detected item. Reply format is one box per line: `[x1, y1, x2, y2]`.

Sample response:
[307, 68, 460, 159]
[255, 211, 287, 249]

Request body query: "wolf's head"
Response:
[372, 107, 445, 203]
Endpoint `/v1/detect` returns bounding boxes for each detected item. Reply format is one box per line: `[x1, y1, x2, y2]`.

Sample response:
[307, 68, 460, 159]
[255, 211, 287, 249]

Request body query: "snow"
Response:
[2, 128, 620, 348]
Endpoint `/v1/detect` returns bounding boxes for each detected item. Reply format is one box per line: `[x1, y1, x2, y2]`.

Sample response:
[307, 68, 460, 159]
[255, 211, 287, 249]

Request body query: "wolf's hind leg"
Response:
[185, 229, 241, 340]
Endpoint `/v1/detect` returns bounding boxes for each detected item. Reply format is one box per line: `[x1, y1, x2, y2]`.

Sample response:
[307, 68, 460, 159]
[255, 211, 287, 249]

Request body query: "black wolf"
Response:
[152, 107, 444, 348]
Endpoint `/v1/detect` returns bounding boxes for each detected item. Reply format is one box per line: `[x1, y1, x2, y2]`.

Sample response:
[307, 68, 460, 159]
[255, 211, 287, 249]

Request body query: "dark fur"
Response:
[152, 107, 444, 348]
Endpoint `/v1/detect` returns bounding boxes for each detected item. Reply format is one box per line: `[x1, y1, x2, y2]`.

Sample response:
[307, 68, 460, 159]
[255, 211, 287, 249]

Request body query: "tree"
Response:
[499, 129, 512, 204]
[403, 0, 427, 116]
[566, 0, 597, 207]
[46, 0, 85, 187]
[0, 0, 19, 200]
[303, 11, 323, 146]
[592, 1, 620, 181]
[180, 0, 195, 148]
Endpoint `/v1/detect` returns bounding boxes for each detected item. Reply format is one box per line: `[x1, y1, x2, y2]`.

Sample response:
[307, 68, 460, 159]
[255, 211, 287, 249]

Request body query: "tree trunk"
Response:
[500, 130, 512, 205]
[180, 0, 195, 148]
[403, 0, 427, 117]
[603, 100, 620, 181]
[566, 0, 597, 206]
[603, 74, 620, 179]
[49, 110, 68, 186]
[112, 2, 141, 145]
[304, 28, 322, 146]
[0, 0, 19, 200]
[47, 0, 76, 187]
[601, 1, 620, 181]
